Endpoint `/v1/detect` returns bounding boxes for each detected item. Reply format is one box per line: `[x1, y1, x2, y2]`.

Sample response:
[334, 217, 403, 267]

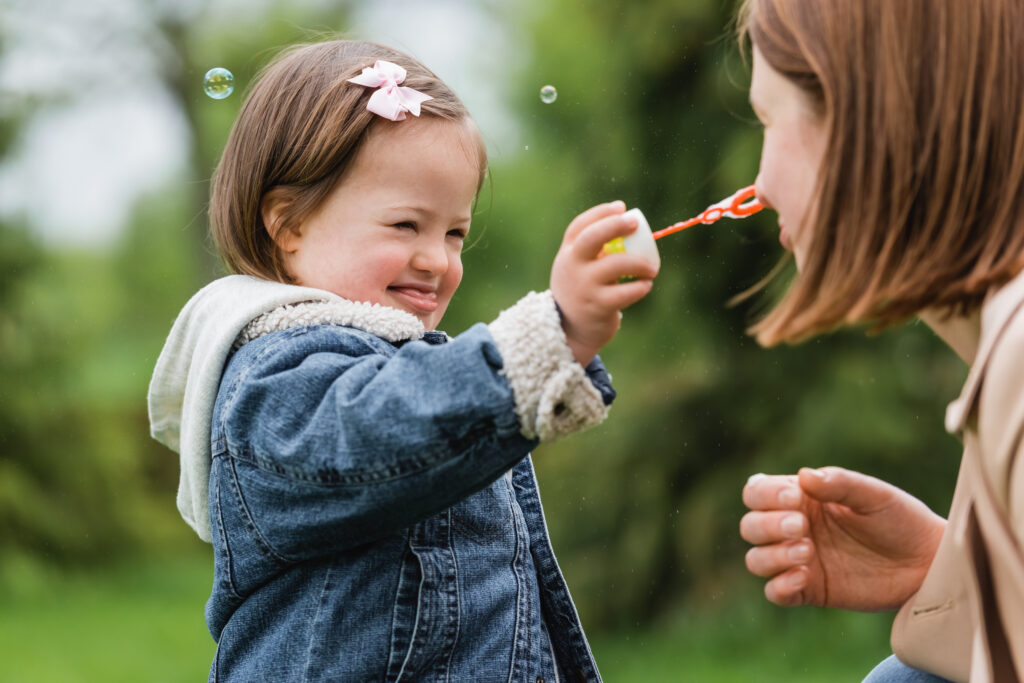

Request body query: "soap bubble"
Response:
[203, 68, 235, 100]
[539, 85, 558, 104]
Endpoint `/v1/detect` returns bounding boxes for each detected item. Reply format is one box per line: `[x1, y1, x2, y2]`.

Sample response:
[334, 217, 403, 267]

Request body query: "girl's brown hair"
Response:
[738, 0, 1024, 345]
[210, 40, 487, 282]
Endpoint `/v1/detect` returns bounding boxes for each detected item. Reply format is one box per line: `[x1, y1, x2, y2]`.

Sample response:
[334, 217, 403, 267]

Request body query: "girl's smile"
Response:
[387, 283, 440, 314]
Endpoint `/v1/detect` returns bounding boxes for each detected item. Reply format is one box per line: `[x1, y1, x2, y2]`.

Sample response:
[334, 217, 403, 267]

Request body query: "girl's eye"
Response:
[393, 221, 416, 230]
[447, 229, 468, 239]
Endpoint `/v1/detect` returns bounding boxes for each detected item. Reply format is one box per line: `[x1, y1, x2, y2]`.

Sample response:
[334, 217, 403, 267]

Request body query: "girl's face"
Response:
[275, 117, 481, 330]
[749, 46, 828, 270]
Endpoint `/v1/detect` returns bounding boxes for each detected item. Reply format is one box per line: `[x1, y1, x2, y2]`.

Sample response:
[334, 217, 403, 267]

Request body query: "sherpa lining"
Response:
[487, 290, 609, 441]
[235, 300, 425, 350]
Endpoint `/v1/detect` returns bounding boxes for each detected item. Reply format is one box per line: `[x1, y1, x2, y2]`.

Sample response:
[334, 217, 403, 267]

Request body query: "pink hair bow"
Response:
[347, 60, 433, 121]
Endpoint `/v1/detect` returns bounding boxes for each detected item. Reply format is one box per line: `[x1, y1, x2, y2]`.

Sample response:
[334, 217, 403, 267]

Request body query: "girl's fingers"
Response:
[573, 211, 640, 258]
[588, 253, 659, 284]
[745, 540, 814, 578]
[598, 278, 654, 311]
[739, 510, 808, 545]
[763, 566, 812, 607]
[742, 473, 802, 511]
[565, 201, 626, 243]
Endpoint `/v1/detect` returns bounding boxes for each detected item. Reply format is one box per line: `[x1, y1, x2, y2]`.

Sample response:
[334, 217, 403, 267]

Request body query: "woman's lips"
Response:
[389, 286, 439, 312]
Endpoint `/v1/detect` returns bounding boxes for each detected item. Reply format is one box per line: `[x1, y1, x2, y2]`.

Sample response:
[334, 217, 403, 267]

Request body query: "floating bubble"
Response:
[539, 85, 557, 104]
[203, 67, 235, 100]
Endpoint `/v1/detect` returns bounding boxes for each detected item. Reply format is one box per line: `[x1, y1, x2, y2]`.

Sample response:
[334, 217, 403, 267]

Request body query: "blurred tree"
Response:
[0, 1, 359, 585]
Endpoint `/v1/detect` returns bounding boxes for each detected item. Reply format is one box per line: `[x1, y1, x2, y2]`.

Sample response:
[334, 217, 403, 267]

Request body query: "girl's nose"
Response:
[412, 237, 449, 275]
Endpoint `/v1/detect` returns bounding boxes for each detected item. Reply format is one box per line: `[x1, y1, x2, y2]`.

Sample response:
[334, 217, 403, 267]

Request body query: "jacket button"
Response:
[536, 677, 545, 683]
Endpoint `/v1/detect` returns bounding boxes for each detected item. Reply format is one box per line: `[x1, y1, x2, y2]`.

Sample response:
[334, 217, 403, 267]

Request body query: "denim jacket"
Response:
[151, 278, 616, 682]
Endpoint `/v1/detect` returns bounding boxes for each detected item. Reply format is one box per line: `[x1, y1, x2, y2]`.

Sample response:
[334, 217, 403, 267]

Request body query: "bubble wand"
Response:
[602, 185, 764, 268]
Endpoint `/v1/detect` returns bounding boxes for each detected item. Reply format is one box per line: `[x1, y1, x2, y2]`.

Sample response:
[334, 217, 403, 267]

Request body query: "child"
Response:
[148, 40, 656, 682]
[734, 0, 1024, 681]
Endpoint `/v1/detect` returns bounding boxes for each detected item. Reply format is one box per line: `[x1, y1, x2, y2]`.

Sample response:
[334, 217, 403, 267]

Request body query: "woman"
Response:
[735, 1, 1024, 681]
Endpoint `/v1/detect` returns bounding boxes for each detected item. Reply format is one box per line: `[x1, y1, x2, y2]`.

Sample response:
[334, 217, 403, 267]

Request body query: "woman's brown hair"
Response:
[210, 40, 487, 282]
[738, 0, 1024, 345]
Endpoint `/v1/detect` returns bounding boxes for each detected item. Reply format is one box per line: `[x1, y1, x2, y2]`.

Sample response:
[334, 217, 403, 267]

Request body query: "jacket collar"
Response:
[236, 299, 425, 348]
[945, 268, 1024, 433]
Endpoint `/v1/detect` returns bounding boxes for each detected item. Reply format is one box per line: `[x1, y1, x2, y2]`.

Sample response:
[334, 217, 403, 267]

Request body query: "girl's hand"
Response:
[740, 466, 946, 611]
[550, 201, 659, 366]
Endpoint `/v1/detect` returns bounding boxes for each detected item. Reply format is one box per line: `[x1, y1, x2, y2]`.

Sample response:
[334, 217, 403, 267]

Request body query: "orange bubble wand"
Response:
[652, 185, 763, 240]
[602, 185, 764, 268]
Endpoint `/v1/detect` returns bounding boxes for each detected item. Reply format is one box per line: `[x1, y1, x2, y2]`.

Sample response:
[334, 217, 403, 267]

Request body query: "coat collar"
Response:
[235, 299, 425, 348]
[945, 268, 1024, 433]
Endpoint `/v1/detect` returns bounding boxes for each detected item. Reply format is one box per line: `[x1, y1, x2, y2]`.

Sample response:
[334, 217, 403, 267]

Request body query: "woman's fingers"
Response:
[742, 475, 817, 608]
[763, 566, 812, 607]
[745, 540, 814, 578]
[742, 473, 802, 511]
[797, 466, 896, 514]
[739, 510, 808, 545]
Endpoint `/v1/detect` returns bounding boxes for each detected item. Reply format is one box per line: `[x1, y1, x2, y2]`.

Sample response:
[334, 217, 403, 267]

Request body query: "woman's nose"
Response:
[754, 175, 774, 210]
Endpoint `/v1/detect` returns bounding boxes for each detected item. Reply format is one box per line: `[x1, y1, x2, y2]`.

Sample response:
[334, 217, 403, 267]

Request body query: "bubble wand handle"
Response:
[651, 185, 763, 241]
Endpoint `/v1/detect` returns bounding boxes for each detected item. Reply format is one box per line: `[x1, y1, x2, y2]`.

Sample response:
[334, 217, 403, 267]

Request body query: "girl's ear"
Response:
[260, 189, 302, 253]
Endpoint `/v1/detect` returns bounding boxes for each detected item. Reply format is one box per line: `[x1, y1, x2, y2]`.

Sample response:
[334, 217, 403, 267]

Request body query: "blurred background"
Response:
[0, 0, 967, 680]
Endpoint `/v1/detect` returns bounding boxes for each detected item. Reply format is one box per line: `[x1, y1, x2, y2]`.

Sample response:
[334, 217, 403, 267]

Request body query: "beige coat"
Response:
[892, 270, 1024, 682]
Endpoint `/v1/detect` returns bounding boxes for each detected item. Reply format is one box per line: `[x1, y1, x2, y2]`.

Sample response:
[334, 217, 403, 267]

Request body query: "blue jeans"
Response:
[864, 655, 954, 683]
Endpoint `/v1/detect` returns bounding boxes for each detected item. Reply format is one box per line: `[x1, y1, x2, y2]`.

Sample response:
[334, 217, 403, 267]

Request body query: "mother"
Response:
[736, 1, 1024, 681]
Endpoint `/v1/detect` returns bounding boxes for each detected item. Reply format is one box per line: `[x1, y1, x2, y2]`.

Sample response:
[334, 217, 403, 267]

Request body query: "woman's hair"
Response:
[210, 40, 487, 282]
[738, 0, 1024, 345]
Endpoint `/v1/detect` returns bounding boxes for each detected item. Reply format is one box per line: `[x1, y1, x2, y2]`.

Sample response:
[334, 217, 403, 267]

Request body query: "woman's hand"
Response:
[550, 201, 659, 366]
[740, 466, 946, 611]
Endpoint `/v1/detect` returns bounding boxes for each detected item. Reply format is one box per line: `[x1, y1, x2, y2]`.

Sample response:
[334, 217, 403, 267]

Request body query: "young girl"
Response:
[148, 40, 656, 681]
[735, 1, 1024, 681]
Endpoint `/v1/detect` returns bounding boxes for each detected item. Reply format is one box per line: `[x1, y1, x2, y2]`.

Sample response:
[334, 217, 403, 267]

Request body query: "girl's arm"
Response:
[215, 292, 612, 559]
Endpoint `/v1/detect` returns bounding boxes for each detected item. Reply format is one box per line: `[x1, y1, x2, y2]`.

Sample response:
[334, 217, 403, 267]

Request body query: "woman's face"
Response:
[749, 46, 828, 270]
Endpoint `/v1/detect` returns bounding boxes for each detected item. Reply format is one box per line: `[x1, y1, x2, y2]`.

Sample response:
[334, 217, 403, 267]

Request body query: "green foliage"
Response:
[0, 215, 204, 574]
[0, 2, 362, 585]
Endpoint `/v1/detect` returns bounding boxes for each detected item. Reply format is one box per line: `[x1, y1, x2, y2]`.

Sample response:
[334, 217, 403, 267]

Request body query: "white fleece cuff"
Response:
[488, 290, 609, 442]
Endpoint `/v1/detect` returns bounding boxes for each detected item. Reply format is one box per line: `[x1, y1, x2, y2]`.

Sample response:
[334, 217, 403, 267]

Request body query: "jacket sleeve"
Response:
[215, 290, 612, 558]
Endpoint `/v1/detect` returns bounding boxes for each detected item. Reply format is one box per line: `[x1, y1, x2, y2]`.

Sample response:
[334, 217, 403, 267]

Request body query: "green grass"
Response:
[0, 552, 892, 682]
[591, 590, 893, 682]
[0, 552, 215, 683]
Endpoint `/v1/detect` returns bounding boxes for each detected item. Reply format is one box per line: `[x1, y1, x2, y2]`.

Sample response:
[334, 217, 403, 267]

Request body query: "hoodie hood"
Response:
[147, 274, 424, 541]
